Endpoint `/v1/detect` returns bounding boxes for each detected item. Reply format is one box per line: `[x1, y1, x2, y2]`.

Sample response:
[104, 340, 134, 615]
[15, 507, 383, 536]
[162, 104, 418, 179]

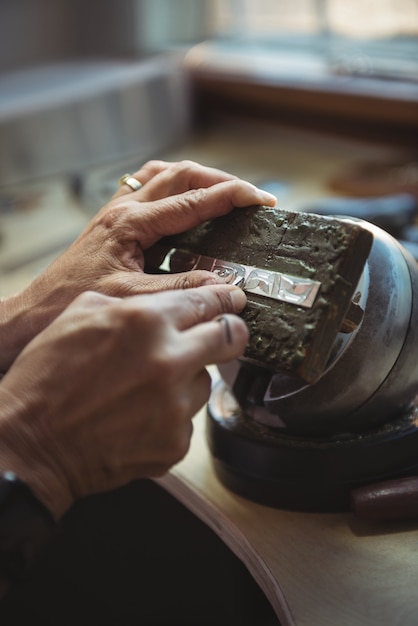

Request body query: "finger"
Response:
[114, 270, 228, 295]
[133, 369, 211, 473]
[188, 368, 213, 417]
[111, 162, 166, 200]
[133, 160, 238, 202]
[132, 179, 277, 248]
[132, 160, 172, 184]
[112, 159, 240, 202]
[180, 314, 249, 371]
[168, 284, 247, 330]
[64, 291, 121, 314]
[136, 159, 237, 188]
[126, 284, 247, 330]
[111, 163, 167, 200]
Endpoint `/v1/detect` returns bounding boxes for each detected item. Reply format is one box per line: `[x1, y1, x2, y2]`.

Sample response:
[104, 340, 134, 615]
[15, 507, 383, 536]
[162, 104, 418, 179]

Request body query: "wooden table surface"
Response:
[2, 118, 417, 625]
[153, 123, 418, 626]
[157, 370, 418, 626]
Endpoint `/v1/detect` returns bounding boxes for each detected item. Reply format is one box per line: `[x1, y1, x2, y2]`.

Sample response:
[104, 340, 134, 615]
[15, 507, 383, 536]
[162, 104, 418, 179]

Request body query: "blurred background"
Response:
[0, 0, 417, 294]
[1, 0, 417, 182]
[0, 3, 418, 624]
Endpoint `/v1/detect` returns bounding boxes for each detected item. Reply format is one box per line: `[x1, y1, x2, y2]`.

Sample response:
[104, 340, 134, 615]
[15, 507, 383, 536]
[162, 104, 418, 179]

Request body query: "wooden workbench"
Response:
[157, 374, 418, 626]
[2, 118, 417, 625]
[152, 121, 418, 626]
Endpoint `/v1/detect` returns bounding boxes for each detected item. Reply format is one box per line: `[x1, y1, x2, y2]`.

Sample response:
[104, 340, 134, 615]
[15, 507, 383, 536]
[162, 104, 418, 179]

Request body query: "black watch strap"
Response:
[0, 472, 56, 584]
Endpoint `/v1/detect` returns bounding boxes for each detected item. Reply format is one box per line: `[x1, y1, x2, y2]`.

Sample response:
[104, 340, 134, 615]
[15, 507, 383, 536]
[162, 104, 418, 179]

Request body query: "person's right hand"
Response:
[0, 284, 248, 520]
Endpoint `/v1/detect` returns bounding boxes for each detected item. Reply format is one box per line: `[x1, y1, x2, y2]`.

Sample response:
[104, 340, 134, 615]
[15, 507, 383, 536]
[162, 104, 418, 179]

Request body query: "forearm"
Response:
[0, 279, 67, 374]
[0, 381, 74, 520]
[0, 292, 34, 373]
[0, 387, 65, 603]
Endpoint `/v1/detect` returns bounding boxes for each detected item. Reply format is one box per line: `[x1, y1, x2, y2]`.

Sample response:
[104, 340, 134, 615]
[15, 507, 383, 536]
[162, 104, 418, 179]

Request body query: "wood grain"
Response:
[156, 370, 418, 626]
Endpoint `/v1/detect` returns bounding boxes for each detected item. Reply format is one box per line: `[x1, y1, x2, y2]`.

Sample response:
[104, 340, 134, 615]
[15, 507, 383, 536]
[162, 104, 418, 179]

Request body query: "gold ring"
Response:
[119, 173, 142, 192]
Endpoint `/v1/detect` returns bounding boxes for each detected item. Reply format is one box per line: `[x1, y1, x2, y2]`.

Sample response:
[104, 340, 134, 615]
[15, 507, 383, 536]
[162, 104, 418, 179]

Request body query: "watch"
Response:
[0, 471, 56, 584]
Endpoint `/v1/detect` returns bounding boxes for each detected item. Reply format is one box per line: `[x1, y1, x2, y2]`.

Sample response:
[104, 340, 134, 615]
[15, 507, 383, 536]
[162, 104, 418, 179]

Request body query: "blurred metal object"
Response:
[0, 54, 191, 187]
[329, 158, 418, 198]
[299, 192, 418, 238]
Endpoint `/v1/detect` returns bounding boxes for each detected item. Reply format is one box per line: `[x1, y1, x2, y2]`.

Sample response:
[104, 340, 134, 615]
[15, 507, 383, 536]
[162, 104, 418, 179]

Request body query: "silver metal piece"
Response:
[160, 248, 321, 308]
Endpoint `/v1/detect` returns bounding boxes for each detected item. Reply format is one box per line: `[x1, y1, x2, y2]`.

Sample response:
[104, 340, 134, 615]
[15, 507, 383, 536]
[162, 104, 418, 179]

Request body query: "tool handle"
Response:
[351, 476, 418, 521]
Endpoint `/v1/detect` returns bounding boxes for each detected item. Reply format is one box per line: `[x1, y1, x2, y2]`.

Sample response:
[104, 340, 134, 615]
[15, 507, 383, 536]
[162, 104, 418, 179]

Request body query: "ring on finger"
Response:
[119, 173, 143, 192]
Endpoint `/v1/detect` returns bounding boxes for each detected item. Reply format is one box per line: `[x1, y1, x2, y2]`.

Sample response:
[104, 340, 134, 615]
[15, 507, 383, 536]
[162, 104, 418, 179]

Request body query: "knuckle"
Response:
[212, 288, 236, 314]
[169, 271, 213, 290]
[169, 186, 209, 221]
[171, 393, 190, 421]
[184, 187, 208, 204]
[152, 355, 175, 383]
[167, 425, 193, 465]
[185, 289, 211, 321]
[146, 342, 181, 383]
[109, 303, 156, 342]
[150, 396, 193, 466]
[138, 159, 167, 175]
[171, 437, 190, 465]
[96, 201, 130, 231]
[161, 385, 191, 421]
[112, 303, 140, 326]
[173, 159, 199, 176]
[73, 290, 100, 305]
[200, 369, 212, 397]
[143, 159, 165, 169]
[181, 285, 240, 323]
[70, 290, 114, 310]
[166, 274, 196, 290]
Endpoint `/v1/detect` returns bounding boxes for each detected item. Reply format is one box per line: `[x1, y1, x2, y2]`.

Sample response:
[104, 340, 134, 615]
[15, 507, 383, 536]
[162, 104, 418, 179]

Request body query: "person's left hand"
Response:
[59, 159, 276, 296]
[0, 160, 275, 371]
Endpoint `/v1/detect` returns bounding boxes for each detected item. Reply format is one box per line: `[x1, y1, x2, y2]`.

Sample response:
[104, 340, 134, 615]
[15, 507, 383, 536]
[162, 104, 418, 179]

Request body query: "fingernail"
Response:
[259, 190, 277, 205]
[229, 287, 247, 311]
[216, 315, 233, 344]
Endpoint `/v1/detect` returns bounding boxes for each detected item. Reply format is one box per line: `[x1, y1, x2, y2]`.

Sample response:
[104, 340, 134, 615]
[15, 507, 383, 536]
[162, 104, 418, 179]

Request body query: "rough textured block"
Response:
[152, 206, 373, 383]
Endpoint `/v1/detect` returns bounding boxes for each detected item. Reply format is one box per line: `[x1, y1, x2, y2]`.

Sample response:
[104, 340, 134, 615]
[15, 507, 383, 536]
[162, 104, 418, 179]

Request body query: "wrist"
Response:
[0, 293, 28, 372]
[0, 387, 75, 520]
[0, 456, 71, 522]
[0, 281, 63, 373]
[0, 289, 42, 373]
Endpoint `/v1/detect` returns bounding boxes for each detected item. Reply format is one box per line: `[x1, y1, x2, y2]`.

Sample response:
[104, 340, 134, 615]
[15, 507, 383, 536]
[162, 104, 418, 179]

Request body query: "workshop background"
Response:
[0, 1, 417, 625]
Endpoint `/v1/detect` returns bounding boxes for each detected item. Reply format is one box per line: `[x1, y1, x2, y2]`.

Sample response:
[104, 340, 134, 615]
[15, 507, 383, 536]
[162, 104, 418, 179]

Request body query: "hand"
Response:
[0, 284, 249, 519]
[0, 160, 275, 371]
